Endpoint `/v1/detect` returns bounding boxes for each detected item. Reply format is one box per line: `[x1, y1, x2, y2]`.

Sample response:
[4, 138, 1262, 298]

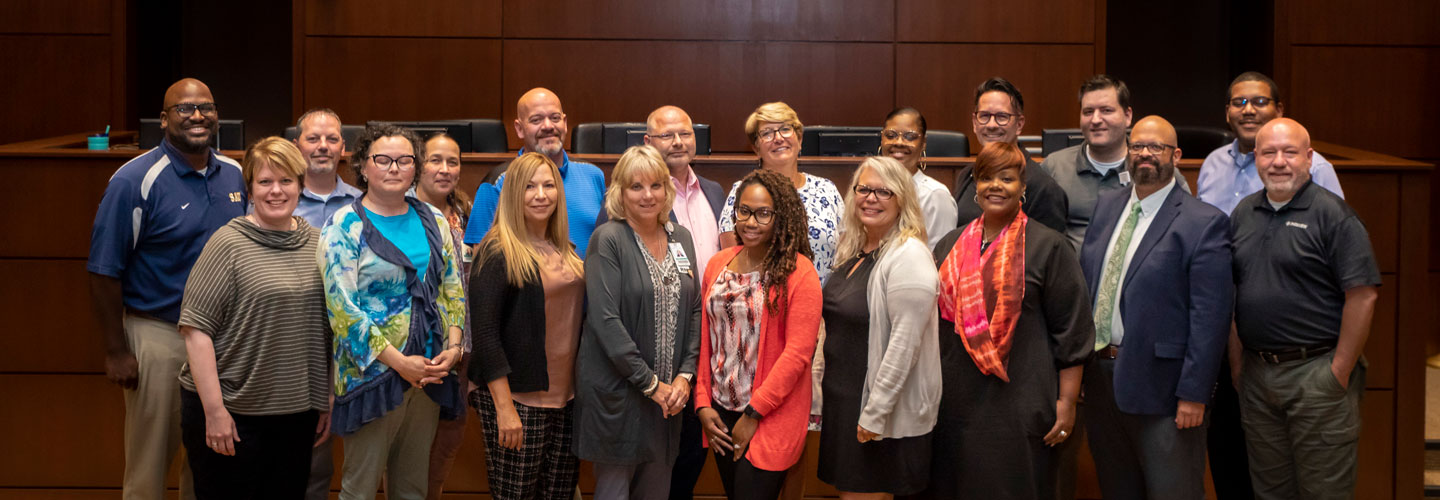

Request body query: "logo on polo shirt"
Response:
[229, 192, 242, 203]
[1285, 221, 1308, 230]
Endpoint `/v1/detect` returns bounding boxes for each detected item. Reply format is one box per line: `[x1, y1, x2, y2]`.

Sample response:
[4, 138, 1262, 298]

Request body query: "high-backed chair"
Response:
[924, 129, 970, 157]
[572, 122, 712, 155]
[1174, 125, 1235, 156]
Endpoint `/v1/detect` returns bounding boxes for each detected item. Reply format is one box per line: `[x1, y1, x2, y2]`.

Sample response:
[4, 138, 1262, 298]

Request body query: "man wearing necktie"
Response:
[1078, 116, 1234, 499]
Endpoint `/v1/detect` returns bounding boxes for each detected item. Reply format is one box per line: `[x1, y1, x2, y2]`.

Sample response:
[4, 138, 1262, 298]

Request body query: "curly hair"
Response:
[733, 169, 814, 314]
[349, 123, 424, 191]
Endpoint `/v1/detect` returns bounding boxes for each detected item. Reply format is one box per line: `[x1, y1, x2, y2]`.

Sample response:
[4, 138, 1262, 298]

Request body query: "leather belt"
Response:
[1097, 345, 1120, 360]
[1251, 345, 1334, 364]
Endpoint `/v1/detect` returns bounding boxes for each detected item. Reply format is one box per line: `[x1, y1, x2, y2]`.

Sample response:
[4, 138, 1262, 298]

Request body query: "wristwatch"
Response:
[743, 404, 764, 421]
[678, 372, 695, 384]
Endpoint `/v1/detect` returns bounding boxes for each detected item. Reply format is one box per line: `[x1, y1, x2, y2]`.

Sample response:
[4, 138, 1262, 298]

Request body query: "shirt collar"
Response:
[517, 148, 571, 176]
[1129, 176, 1178, 217]
[673, 166, 700, 194]
[1225, 139, 1256, 169]
[160, 137, 219, 178]
[1258, 179, 1317, 212]
[301, 175, 363, 200]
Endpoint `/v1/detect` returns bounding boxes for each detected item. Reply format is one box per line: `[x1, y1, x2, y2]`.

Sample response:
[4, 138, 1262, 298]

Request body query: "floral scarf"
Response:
[937, 211, 1027, 382]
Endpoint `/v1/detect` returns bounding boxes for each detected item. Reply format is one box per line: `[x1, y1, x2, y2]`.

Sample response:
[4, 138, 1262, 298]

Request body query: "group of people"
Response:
[87, 70, 1377, 500]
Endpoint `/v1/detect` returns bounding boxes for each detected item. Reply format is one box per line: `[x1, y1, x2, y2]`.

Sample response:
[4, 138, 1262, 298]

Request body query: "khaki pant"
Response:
[122, 314, 194, 500]
[1239, 351, 1365, 500]
[340, 386, 440, 500]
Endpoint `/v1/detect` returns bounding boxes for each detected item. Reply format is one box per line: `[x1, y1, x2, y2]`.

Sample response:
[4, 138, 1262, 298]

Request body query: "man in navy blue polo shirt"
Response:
[1229, 118, 1379, 500]
[88, 78, 247, 500]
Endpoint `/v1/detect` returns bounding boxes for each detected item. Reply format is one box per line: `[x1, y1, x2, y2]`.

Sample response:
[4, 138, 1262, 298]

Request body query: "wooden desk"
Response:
[0, 133, 1429, 499]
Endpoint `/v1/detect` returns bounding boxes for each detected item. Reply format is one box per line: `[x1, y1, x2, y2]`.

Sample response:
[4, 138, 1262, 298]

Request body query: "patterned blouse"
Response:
[705, 269, 765, 412]
[635, 231, 682, 382]
[320, 203, 466, 399]
[720, 173, 844, 284]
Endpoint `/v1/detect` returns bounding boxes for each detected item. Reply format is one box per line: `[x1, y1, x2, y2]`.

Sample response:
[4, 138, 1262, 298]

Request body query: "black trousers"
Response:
[669, 399, 709, 500]
[180, 389, 318, 500]
[710, 407, 788, 500]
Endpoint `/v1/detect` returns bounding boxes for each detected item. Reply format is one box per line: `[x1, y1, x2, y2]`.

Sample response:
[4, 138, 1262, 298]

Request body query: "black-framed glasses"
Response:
[1229, 96, 1274, 109]
[647, 131, 694, 142]
[734, 206, 775, 225]
[881, 129, 921, 142]
[758, 126, 796, 141]
[973, 112, 1015, 126]
[169, 103, 217, 116]
[369, 154, 417, 170]
[854, 184, 895, 200]
[1128, 143, 1177, 155]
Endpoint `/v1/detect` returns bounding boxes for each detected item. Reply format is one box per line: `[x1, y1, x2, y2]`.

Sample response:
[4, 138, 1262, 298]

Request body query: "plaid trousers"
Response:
[471, 389, 580, 500]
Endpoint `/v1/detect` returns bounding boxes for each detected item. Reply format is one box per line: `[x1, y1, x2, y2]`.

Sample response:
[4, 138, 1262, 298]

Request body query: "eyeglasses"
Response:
[881, 129, 921, 142]
[1229, 97, 1274, 109]
[169, 103, 217, 116]
[647, 131, 694, 142]
[369, 154, 417, 170]
[758, 126, 796, 142]
[1128, 143, 1177, 155]
[734, 206, 775, 225]
[973, 112, 1015, 126]
[854, 184, 895, 201]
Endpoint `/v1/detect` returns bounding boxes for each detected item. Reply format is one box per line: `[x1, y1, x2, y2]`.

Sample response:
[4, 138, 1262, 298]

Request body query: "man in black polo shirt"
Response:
[1229, 118, 1380, 500]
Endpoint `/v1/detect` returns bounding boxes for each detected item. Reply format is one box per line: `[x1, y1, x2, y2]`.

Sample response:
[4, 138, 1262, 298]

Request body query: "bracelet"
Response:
[642, 374, 660, 398]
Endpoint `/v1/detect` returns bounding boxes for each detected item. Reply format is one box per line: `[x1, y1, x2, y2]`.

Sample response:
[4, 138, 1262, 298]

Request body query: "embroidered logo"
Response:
[180, 203, 191, 210]
[229, 192, 243, 203]
[1285, 221, 1308, 229]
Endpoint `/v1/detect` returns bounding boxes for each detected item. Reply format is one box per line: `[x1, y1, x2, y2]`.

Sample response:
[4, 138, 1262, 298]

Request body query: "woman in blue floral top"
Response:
[320, 124, 466, 500]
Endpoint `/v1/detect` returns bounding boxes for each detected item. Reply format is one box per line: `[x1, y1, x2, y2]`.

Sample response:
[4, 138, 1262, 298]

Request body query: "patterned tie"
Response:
[1093, 203, 1144, 351]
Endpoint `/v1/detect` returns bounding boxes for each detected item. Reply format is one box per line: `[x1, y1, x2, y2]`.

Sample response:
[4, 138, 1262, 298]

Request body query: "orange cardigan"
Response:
[695, 246, 822, 471]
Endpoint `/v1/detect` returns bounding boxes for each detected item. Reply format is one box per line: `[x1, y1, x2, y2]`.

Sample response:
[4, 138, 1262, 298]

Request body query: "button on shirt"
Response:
[294, 176, 363, 228]
[463, 150, 607, 258]
[673, 171, 719, 281]
[1197, 139, 1345, 215]
[1096, 178, 1178, 346]
[87, 139, 249, 323]
[1230, 180, 1381, 351]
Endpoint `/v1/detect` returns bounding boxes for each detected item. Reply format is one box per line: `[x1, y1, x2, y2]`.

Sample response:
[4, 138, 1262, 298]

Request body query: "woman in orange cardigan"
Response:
[696, 169, 823, 500]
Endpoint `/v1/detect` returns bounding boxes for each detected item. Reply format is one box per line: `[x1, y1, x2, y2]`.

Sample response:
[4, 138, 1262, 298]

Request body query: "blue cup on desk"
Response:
[88, 134, 109, 150]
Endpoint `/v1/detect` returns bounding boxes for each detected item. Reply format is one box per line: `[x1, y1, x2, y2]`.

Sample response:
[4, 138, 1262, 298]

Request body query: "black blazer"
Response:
[466, 246, 575, 393]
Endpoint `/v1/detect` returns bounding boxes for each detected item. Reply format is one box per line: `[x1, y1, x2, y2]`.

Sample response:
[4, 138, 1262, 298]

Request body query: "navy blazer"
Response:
[596, 171, 726, 226]
[1079, 183, 1234, 416]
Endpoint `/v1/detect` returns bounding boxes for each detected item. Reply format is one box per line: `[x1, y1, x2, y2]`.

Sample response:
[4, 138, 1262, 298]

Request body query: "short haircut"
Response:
[885, 107, 927, 136]
[1079, 74, 1131, 109]
[604, 145, 676, 225]
[974, 77, 1025, 114]
[295, 108, 342, 131]
[349, 123, 424, 191]
[973, 141, 1027, 183]
[745, 101, 805, 145]
[241, 136, 307, 195]
[1230, 71, 1282, 103]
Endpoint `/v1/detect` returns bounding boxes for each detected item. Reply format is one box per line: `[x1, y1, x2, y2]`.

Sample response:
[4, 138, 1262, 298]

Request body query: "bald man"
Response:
[1228, 119, 1379, 500]
[463, 88, 606, 257]
[1078, 116, 1232, 499]
[88, 78, 245, 500]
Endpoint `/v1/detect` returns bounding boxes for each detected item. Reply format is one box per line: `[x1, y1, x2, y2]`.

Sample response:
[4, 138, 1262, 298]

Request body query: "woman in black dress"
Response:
[818, 156, 941, 499]
[919, 142, 1094, 499]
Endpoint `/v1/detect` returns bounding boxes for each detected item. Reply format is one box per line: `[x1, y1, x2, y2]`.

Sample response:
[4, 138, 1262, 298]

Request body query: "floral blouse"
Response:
[320, 203, 466, 398]
[720, 173, 844, 284]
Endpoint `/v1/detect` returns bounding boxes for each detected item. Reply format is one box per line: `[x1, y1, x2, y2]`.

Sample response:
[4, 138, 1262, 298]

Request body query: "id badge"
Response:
[669, 242, 692, 274]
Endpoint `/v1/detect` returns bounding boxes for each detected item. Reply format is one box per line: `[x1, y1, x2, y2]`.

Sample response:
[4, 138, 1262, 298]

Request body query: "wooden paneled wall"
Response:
[0, 0, 128, 145]
[293, 0, 1104, 154]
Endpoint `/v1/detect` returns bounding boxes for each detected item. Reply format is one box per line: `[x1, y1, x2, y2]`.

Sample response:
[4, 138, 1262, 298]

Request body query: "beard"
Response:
[166, 124, 214, 155]
[1127, 156, 1175, 187]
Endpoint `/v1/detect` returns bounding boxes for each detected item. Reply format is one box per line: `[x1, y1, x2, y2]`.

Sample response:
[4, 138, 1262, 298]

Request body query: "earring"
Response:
[973, 194, 981, 204]
[1021, 193, 1028, 205]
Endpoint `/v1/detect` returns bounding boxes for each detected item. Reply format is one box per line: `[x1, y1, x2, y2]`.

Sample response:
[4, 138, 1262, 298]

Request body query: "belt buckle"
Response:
[1260, 351, 1280, 364]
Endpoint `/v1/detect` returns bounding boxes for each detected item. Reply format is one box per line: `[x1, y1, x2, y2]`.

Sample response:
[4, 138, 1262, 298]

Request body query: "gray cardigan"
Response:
[858, 236, 942, 439]
[573, 220, 702, 466]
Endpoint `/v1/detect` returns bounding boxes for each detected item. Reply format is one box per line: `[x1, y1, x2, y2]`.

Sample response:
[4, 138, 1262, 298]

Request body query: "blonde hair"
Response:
[834, 156, 927, 266]
[476, 152, 583, 286]
[744, 101, 805, 146]
[242, 136, 307, 195]
[604, 145, 675, 225]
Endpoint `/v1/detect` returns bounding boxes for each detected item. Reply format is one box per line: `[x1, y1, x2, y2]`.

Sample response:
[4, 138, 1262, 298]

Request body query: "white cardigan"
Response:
[858, 236, 942, 439]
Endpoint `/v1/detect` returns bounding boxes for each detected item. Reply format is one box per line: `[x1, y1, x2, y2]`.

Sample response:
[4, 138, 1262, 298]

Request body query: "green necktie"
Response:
[1094, 203, 1144, 351]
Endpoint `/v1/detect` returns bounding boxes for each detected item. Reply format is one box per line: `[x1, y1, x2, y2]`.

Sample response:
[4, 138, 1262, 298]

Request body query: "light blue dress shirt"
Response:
[1197, 139, 1344, 215]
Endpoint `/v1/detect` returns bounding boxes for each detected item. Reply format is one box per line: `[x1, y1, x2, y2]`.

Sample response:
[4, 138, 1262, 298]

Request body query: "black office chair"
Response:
[799, 126, 882, 156]
[282, 124, 365, 152]
[924, 129, 969, 157]
[1174, 125, 1235, 156]
[572, 122, 712, 155]
[458, 118, 508, 153]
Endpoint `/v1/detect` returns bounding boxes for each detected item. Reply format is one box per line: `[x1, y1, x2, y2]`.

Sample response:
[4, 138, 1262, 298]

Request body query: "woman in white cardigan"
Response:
[816, 156, 941, 499]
